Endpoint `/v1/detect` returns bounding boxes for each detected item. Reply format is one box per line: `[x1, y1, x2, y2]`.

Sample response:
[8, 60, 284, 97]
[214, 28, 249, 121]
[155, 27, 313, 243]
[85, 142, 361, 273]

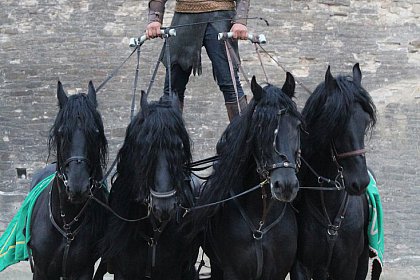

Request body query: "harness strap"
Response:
[49, 179, 88, 279]
[299, 156, 344, 191]
[165, 34, 172, 94]
[96, 46, 139, 92]
[180, 181, 265, 214]
[255, 44, 313, 95]
[99, 42, 166, 188]
[305, 192, 349, 269]
[224, 40, 242, 115]
[90, 193, 150, 222]
[145, 219, 169, 278]
[229, 189, 288, 279]
[254, 43, 269, 83]
[324, 191, 349, 268]
[130, 46, 141, 120]
[224, 40, 251, 87]
[146, 42, 166, 96]
[335, 148, 366, 159]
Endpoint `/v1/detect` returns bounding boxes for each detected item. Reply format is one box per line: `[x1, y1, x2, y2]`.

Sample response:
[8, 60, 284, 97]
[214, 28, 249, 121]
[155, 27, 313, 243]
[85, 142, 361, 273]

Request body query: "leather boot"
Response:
[225, 96, 248, 122]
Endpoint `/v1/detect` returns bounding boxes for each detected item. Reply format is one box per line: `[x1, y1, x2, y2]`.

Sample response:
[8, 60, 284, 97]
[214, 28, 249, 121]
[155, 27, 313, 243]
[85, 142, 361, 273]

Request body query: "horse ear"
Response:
[87, 81, 98, 107]
[352, 63, 362, 87]
[282, 72, 296, 98]
[140, 90, 149, 114]
[325, 65, 338, 93]
[251, 76, 263, 102]
[57, 81, 68, 109]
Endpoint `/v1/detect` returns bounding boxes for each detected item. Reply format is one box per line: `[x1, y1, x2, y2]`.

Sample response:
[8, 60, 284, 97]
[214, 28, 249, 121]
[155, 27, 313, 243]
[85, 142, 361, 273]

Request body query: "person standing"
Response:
[146, 0, 250, 121]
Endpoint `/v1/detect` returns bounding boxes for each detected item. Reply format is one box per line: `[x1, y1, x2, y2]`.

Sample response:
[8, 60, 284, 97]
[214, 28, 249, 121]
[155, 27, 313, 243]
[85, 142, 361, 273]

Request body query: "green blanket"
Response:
[366, 170, 384, 273]
[0, 173, 55, 272]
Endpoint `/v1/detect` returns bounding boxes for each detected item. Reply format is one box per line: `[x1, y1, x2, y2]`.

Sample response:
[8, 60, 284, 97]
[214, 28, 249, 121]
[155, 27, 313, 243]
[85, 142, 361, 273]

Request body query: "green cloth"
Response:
[0, 173, 55, 272]
[366, 170, 384, 270]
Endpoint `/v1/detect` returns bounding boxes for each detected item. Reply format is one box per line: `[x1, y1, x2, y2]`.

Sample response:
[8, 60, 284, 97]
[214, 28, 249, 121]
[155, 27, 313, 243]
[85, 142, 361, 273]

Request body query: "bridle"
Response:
[56, 155, 94, 193]
[300, 141, 366, 191]
[255, 108, 301, 181]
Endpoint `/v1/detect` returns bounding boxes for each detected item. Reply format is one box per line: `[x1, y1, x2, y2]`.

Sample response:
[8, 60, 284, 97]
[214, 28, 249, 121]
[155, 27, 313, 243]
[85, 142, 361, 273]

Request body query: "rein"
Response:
[299, 141, 367, 191]
[180, 180, 268, 215]
[255, 44, 313, 95]
[298, 156, 345, 191]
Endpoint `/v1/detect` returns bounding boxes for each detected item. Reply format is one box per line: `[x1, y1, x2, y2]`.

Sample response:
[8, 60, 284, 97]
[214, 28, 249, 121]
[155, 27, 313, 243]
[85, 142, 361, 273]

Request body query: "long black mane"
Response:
[103, 96, 192, 258]
[194, 84, 302, 222]
[302, 74, 376, 150]
[49, 93, 108, 179]
[111, 96, 192, 206]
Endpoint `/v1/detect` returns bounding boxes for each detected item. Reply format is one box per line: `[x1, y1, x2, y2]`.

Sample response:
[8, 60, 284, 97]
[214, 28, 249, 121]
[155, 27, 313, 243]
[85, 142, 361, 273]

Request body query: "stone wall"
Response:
[0, 0, 419, 278]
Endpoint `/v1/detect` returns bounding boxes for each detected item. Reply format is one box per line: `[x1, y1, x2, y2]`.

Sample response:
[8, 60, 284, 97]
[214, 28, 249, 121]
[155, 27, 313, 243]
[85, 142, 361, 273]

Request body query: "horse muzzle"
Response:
[270, 178, 299, 202]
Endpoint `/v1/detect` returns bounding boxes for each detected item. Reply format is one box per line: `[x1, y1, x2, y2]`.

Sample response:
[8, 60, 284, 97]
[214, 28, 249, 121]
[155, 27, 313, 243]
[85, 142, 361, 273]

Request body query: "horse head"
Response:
[52, 81, 107, 203]
[139, 92, 190, 223]
[250, 74, 302, 202]
[302, 64, 376, 195]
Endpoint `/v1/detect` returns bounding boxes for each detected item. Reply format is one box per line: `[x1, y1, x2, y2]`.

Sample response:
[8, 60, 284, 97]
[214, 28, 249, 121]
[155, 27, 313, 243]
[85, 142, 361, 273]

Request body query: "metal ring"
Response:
[253, 230, 264, 240]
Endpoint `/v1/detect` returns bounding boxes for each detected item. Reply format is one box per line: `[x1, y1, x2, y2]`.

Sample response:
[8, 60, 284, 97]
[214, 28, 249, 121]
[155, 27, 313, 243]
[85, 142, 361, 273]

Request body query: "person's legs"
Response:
[164, 64, 192, 111]
[203, 23, 247, 121]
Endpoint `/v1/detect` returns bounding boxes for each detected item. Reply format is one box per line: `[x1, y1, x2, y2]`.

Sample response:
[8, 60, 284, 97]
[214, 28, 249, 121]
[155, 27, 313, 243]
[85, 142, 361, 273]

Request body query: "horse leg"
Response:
[209, 259, 224, 280]
[32, 269, 45, 280]
[290, 260, 310, 280]
[354, 246, 369, 280]
[77, 266, 95, 280]
[223, 268, 246, 280]
[329, 259, 358, 280]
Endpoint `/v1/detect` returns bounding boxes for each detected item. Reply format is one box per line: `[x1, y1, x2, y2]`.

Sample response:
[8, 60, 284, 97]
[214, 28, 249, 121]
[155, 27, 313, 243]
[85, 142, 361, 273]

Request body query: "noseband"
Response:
[149, 188, 177, 199]
[56, 156, 93, 190]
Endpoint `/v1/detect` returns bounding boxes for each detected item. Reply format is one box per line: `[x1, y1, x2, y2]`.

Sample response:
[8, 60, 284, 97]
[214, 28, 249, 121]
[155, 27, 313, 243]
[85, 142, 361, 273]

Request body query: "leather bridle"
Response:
[300, 141, 366, 191]
[56, 155, 94, 193]
[255, 108, 301, 181]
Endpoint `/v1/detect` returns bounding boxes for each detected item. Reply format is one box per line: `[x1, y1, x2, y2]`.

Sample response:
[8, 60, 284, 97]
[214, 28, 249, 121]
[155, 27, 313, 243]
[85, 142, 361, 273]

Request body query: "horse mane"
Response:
[102, 95, 191, 258]
[302, 74, 377, 149]
[109, 95, 192, 214]
[192, 84, 302, 226]
[48, 93, 108, 179]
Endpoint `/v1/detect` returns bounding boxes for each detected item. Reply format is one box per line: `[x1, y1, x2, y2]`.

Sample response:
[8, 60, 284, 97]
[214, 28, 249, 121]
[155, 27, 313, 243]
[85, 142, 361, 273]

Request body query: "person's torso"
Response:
[175, 0, 235, 13]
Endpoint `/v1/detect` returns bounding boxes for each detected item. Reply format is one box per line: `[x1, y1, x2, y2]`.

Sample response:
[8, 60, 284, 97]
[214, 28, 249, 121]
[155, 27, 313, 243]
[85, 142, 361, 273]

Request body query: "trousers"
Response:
[163, 21, 245, 104]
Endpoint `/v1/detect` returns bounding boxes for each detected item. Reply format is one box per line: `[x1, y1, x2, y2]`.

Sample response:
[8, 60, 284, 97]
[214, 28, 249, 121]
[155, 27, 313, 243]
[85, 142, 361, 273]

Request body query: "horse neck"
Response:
[236, 166, 267, 211]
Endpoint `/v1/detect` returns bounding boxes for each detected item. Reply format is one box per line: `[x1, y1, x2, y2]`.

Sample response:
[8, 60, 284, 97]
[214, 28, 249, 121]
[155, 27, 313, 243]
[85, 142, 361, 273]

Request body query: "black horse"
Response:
[291, 64, 377, 280]
[192, 75, 303, 280]
[29, 81, 108, 279]
[101, 92, 199, 279]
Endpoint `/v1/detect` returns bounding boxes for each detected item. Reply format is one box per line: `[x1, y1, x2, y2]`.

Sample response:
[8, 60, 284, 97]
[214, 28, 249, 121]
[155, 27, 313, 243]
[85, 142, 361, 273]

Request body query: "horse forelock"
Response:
[200, 86, 301, 207]
[114, 101, 191, 202]
[302, 75, 376, 148]
[49, 93, 108, 178]
[253, 85, 302, 156]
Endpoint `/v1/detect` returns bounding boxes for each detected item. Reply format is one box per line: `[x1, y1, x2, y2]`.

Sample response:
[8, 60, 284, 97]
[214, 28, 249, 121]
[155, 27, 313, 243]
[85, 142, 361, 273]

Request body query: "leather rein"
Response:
[299, 141, 366, 191]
